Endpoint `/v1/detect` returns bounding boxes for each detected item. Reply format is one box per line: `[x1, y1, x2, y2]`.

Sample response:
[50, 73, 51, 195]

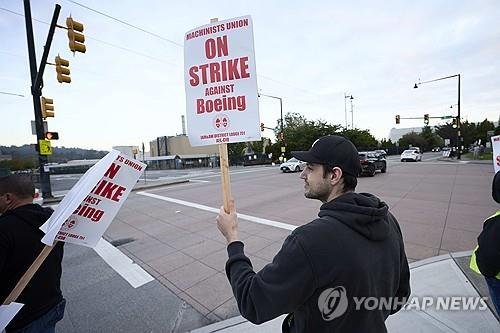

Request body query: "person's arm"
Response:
[476, 217, 500, 277]
[217, 200, 316, 324]
[225, 234, 316, 324]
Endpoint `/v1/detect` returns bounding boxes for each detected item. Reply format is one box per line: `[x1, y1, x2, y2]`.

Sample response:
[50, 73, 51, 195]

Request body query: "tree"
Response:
[277, 112, 342, 157]
[475, 119, 495, 145]
[227, 142, 246, 158]
[435, 123, 458, 147]
[341, 129, 378, 150]
[418, 126, 443, 151]
[399, 132, 427, 150]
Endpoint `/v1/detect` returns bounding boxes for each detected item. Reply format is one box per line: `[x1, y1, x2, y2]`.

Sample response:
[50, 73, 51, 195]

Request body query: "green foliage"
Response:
[341, 129, 378, 150]
[277, 112, 342, 156]
[227, 142, 246, 157]
[398, 132, 427, 150]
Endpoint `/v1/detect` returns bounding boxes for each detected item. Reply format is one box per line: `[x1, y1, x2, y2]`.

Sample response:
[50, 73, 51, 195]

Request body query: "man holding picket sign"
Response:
[0, 151, 145, 332]
[0, 174, 65, 333]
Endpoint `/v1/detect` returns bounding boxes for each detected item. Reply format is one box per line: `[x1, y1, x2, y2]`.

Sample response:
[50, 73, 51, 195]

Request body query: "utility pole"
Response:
[23, 0, 61, 198]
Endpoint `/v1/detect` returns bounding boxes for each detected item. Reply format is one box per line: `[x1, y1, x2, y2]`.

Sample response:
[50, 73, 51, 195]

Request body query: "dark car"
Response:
[359, 151, 387, 176]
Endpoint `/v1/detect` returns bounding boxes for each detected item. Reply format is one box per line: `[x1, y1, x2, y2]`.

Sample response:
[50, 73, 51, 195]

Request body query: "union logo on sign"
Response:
[213, 114, 230, 131]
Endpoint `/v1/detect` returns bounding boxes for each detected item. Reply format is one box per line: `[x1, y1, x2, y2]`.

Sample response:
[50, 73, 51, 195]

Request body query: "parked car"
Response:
[359, 151, 387, 176]
[33, 188, 44, 206]
[400, 149, 422, 162]
[280, 158, 306, 173]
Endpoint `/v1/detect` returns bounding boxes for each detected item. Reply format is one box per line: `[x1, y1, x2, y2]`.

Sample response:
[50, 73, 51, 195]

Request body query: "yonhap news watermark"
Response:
[317, 287, 490, 321]
[353, 295, 489, 311]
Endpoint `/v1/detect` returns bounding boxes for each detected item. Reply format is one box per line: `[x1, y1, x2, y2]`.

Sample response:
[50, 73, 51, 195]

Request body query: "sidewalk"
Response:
[190, 252, 500, 333]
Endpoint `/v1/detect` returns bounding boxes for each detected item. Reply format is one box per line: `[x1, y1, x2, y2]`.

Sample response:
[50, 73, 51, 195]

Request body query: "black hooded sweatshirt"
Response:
[0, 204, 64, 331]
[225, 192, 410, 332]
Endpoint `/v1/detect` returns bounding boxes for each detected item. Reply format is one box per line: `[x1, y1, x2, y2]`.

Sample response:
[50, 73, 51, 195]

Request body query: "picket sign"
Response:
[491, 135, 500, 173]
[2, 151, 145, 308]
[184, 16, 260, 212]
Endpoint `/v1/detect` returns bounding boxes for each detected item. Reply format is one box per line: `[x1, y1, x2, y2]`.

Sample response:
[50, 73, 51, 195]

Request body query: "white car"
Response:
[280, 158, 306, 173]
[401, 149, 422, 162]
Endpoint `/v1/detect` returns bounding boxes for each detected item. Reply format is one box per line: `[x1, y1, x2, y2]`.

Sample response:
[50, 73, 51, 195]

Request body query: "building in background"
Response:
[388, 127, 423, 143]
[112, 146, 140, 158]
[148, 135, 219, 170]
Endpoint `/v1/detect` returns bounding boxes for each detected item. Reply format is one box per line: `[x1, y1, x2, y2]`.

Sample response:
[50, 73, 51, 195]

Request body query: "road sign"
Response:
[31, 121, 48, 135]
[38, 139, 52, 155]
[281, 146, 286, 153]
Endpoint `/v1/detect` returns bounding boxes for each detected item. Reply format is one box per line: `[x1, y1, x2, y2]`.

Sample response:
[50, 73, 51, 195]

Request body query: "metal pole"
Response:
[457, 74, 461, 159]
[279, 97, 284, 142]
[34, 4, 61, 92]
[142, 142, 146, 184]
[23, 0, 53, 198]
[344, 93, 347, 129]
[350, 97, 354, 129]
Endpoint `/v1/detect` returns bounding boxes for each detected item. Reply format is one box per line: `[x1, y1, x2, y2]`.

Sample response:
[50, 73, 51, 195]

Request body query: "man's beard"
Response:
[304, 181, 332, 202]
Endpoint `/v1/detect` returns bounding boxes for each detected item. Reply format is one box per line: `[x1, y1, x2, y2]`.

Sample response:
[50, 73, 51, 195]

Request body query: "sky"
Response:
[1, 0, 499, 151]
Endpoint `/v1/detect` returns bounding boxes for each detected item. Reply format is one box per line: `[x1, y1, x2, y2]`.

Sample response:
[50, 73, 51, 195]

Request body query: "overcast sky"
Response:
[1, 0, 499, 151]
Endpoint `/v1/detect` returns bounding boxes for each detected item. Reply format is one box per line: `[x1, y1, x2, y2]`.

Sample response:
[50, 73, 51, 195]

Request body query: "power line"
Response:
[0, 6, 179, 67]
[62, 1, 323, 98]
[65, 0, 183, 47]
[0, 91, 25, 97]
[1, 4, 328, 104]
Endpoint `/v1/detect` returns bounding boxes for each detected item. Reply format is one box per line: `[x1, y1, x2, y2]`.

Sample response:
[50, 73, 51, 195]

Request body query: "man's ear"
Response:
[330, 167, 343, 184]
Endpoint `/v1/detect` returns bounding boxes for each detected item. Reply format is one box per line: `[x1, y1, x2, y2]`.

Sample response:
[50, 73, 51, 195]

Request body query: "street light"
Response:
[258, 92, 284, 142]
[414, 74, 461, 159]
[344, 93, 354, 129]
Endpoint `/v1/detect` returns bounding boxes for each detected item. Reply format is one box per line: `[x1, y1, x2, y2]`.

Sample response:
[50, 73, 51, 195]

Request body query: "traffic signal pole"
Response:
[23, 0, 60, 198]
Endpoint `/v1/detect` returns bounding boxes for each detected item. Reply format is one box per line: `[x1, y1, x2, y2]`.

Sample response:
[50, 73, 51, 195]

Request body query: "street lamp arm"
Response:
[416, 74, 459, 86]
[258, 92, 282, 101]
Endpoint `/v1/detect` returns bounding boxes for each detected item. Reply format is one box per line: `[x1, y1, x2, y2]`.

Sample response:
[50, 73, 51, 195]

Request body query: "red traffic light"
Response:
[45, 132, 59, 140]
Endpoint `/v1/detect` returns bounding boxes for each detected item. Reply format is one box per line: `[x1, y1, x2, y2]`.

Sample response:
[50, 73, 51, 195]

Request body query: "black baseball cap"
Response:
[493, 171, 500, 203]
[291, 135, 361, 177]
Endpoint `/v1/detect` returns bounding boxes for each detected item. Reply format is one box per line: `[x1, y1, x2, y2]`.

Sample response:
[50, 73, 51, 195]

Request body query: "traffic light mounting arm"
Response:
[33, 5, 61, 93]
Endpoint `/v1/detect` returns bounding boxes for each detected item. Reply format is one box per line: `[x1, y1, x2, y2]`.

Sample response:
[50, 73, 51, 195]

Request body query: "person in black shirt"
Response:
[0, 174, 65, 333]
[217, 135, 410, 332]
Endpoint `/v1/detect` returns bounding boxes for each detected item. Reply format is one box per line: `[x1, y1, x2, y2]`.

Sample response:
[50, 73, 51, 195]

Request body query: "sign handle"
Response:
[3, 244, 56, 305]
[209, 17, 232, 213]
[219, 143, 232, 213]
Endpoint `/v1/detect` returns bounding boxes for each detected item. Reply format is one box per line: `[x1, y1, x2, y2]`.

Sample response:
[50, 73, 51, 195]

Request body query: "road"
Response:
[53, 157, 496, 331]
[48, 152, 445, 195]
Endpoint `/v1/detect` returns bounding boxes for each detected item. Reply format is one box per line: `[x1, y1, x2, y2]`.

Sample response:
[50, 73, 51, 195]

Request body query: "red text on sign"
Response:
[73, 203, 104, 222]
[92, 179, 127, 202]
[189, 57, 249, 86]
[197, 95, 246, 114]
[205, 36, 228, 59]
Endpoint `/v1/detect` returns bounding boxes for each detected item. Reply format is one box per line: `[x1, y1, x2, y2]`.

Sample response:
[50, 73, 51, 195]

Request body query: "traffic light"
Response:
[55, 56, 71, 83]
[66, 17, 86, 54]
[452, 117, 457, 127]
[45, 132, 59, 140]
[395, 115, 400, 124]
[41, 97, 54, 119]
[261, 123, 264, 131]
[279, 132, 284, 140]
[424, 114, 429, 125]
